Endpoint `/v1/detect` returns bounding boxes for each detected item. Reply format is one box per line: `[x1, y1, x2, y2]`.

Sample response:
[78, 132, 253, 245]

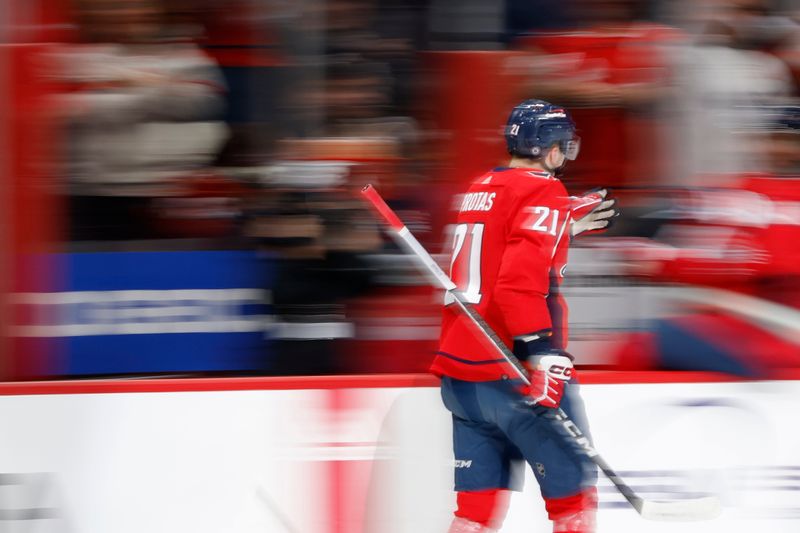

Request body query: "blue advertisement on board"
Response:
[16, 251, 273, 376]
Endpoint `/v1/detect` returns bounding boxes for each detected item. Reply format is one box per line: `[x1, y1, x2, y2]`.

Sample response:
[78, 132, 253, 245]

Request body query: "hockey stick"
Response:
[360, 184, 721, 522]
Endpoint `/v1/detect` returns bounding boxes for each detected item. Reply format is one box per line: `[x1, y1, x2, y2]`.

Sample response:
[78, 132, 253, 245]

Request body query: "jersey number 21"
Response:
[445, 223, 484, 305]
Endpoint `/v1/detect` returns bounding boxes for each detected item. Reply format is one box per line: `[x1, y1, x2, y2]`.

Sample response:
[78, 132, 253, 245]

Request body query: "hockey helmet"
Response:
[504, 99, 580, 160]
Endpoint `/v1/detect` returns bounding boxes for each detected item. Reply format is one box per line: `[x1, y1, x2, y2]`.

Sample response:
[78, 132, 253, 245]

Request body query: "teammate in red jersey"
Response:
[436, 100, 618, 533]
[613, 106, 800, 377]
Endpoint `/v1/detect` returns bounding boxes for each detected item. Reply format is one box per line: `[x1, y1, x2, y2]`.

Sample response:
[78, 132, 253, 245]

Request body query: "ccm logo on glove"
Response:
[535, 355, 574, 380]
[523, 353, 575, 409]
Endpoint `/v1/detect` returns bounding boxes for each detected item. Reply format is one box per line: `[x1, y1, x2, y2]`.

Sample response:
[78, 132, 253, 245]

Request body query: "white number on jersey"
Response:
[524, 206, 560, 235]
[445, 223, 485, 305]
[523, 206, 570, 259]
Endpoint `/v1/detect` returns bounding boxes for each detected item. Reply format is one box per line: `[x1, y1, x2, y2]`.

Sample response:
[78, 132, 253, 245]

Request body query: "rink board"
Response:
[0, 374, 798, 533]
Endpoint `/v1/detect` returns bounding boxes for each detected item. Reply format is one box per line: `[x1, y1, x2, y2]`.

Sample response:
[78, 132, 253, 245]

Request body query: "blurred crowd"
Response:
[4, 0, 800, 378]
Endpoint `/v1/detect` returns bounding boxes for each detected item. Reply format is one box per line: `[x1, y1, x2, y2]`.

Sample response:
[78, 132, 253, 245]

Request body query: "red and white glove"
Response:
[570, 188, 619, 238]
[523, 353, 575, 409]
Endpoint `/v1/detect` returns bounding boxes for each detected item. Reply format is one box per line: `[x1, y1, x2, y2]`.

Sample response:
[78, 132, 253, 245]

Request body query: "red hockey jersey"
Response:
[652, 174, 800, 304]
[432, 167, 573, 381]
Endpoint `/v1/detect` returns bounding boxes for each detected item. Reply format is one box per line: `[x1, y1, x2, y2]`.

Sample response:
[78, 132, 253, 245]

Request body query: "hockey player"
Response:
[434, 100, 618, 533]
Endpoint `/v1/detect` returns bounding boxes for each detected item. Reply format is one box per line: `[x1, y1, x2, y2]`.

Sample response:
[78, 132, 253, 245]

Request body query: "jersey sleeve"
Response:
[546, 219, 571, 349]
[493, 181, 571, 339]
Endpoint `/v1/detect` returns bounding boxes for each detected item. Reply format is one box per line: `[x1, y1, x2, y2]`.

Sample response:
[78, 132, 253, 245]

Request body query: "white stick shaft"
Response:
[395, 227, 457, 291]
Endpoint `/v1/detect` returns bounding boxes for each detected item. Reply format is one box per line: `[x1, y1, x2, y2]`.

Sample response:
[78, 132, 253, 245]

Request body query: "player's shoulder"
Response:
[476, 167, 557, 186]
[456, 167, 567, 216]
[481, 168, 568, 204]
[491, 167, 567, 197]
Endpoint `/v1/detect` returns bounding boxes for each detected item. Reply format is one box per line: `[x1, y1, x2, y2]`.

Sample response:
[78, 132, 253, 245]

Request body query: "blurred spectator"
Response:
[321, 59, 419, 145]
[514, 0, 682, 190]
[243, 163, 382, 374]
[54, 0, 228, 241]
[226, 0, 431, 374]
[371, 0, 429, 114]
[278, 0, 427, 136]
[191, 0, 292, 165]
[673, 0, 795, 184]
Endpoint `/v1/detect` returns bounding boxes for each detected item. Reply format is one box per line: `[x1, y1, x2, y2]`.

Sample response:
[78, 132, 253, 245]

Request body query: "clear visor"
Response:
[561, 137, 581, 161]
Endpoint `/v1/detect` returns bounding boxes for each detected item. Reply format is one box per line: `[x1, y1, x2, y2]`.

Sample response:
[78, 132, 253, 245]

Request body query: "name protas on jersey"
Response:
[459, 192, 496, 213]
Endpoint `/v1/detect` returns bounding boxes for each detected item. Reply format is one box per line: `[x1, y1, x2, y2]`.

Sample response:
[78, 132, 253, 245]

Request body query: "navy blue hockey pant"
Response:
[440, 376, 597, 499]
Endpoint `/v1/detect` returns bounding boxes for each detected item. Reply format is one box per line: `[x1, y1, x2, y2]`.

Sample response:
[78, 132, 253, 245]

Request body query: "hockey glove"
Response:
[570, 188, 619, 238]
[524, 353, 574, 408]
[513, 332, 575, 409]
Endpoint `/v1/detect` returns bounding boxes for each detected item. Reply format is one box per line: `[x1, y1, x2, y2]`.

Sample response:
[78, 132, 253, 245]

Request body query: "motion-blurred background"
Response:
[1, 0, 799, 380]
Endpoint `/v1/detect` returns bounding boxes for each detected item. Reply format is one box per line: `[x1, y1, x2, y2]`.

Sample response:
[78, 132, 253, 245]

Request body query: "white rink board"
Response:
[0, 380, 797, 532]
[0, 390, 333, 533]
